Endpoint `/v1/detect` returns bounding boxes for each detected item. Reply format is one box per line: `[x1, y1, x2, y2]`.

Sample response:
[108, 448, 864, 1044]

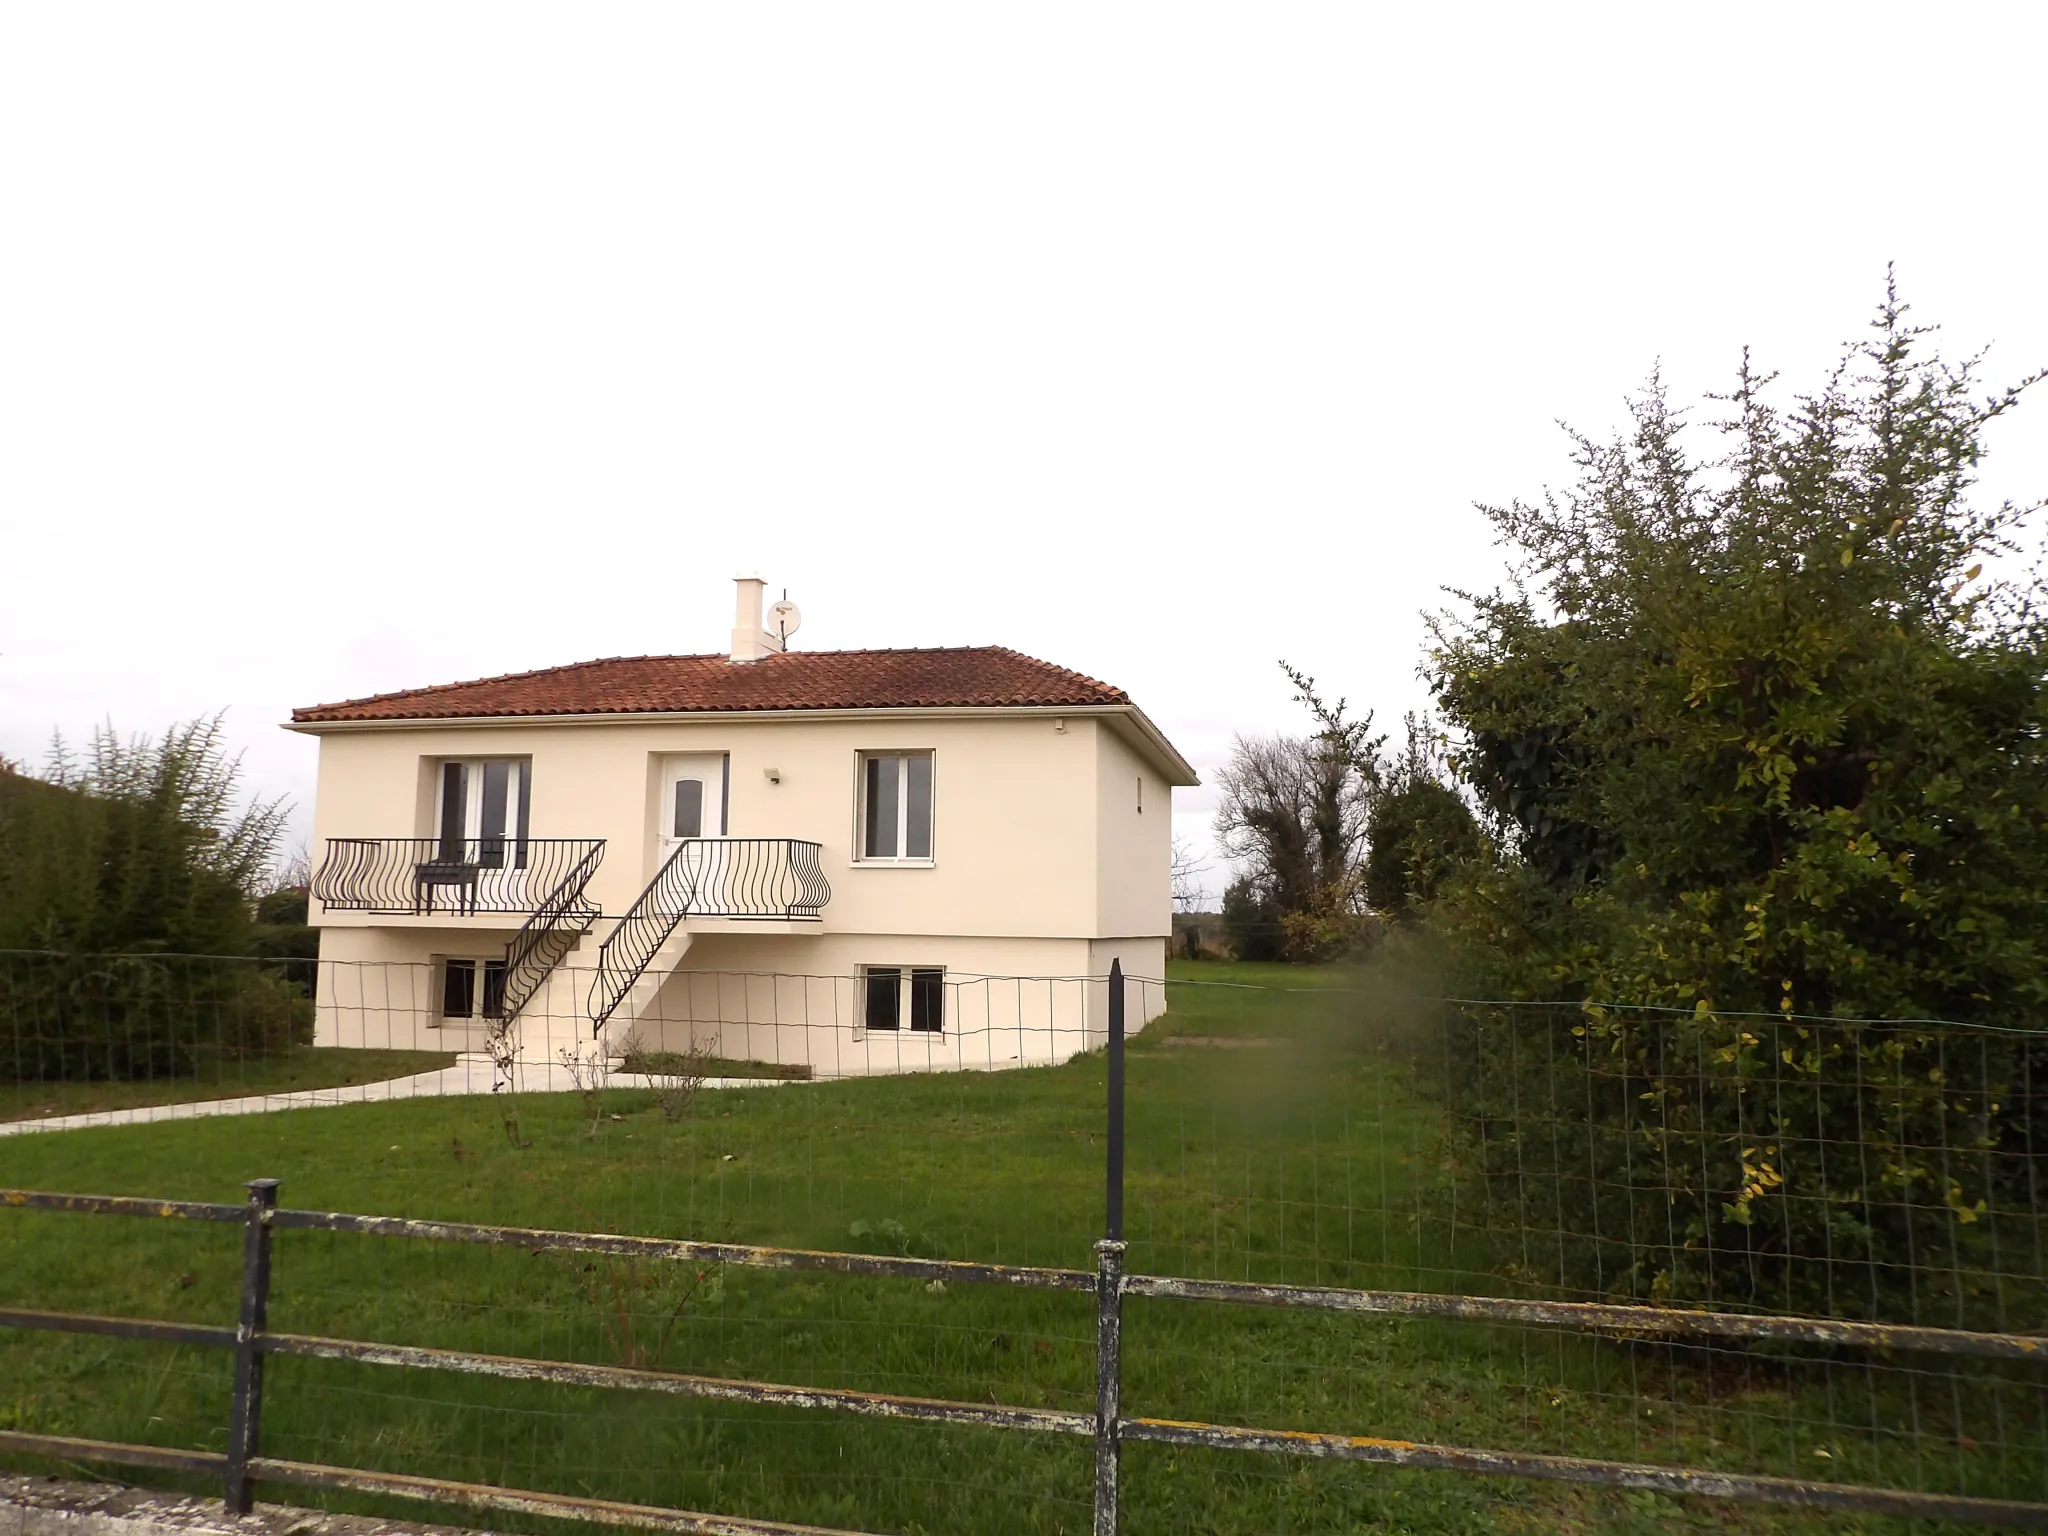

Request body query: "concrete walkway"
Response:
[0, 1055, 785, 1138]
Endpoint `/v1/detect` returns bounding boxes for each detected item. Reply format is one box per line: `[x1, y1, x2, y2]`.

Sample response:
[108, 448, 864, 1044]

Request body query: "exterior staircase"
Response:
[489, 841, 605, 1047]
[587, 837, 830, 1045]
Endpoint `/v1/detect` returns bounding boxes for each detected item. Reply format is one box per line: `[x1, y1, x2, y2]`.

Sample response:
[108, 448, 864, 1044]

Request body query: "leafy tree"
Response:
[0, 717, 309, 1078]
[1427, 281, 2047, 1317]
[1220, 874, 1284, 962]
[1361, 716, 1481, 918]
[250, 884, 320, 989]
[2, 716, 289, 953]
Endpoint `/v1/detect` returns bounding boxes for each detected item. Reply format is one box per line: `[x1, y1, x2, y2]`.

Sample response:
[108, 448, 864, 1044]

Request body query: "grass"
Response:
[0, 961, 2035, 1536]
[0, 1046, 457, 1123]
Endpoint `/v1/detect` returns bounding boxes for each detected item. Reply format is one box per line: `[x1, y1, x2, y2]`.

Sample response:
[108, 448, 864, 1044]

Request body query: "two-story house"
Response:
[292, 578, 1194, 1072]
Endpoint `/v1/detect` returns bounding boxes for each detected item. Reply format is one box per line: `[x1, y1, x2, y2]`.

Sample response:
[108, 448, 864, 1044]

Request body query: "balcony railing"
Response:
[312, 838, 608, 916]
[658, 837, 831, 921]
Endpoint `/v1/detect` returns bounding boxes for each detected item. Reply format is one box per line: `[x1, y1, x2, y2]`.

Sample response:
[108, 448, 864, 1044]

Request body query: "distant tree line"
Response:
[0, 717, 316, 1080]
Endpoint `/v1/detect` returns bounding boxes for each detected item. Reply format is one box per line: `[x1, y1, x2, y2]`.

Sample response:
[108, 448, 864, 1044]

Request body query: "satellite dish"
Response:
[769, 599, 803, 643]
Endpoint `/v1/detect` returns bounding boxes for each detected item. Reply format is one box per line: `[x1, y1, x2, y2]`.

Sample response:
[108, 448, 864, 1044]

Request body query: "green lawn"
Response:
[0, 1047, 457, 1123]
[0, 963, 2034, 1536]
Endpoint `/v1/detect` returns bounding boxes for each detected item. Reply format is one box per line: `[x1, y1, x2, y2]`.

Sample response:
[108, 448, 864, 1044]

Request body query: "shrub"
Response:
[1427, 284, 2048, 1320]
[1220, 876, 1284, 962]
[0, 952, 313, 1081]
[0, 716, 303, 1081]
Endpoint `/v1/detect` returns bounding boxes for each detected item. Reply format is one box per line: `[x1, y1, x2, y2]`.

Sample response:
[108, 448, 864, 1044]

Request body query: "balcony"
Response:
[312, 837, 607, 916]
[659, 837, 831, 921]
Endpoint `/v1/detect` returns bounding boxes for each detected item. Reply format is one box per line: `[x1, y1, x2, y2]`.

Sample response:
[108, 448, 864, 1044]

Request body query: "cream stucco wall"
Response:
[1093, 727, 1172, 940]
[303, 704, 1184, 1070]
[308, 712, 1181, 937]
[309, 925, 1157, 1072]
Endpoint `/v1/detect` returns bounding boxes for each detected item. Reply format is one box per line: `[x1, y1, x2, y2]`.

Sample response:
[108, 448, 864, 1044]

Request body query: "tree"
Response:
[1427, 279, 2047, 1316]
[1213, 731, 1369, 960]
[1220, 874, 1283, 962]
[0, 716, 309, 1078]
[3, 715, 290, 954]
[1361, 715, 1481, 918]
[1211, 666, 1384, 961]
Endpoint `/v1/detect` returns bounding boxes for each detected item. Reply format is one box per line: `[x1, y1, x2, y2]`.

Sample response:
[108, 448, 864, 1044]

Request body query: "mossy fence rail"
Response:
[3, 967, 2047, 1533]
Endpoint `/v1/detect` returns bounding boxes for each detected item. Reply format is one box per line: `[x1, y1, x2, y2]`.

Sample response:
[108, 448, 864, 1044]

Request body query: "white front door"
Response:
[658, 753, 728, 866]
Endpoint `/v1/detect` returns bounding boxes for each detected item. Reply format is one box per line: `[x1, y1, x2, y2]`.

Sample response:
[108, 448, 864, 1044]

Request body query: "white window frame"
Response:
[855, 964, 946, 1036]
[853, 750, 936, 864]
[432, 757, 532, 866]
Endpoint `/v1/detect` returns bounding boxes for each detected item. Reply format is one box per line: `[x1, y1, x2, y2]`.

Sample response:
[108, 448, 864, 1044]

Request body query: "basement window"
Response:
[861, 966, 945, 1032]
[442, 958, 508, 1021]
[857, 751, 934, 861]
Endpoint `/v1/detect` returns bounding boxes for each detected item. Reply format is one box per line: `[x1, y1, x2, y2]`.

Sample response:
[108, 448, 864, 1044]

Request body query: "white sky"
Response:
[4, 5, 2044, 896]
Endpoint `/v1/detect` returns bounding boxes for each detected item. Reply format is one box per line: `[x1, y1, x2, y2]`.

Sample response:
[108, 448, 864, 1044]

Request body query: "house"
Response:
[291, 577, 1195, 1072]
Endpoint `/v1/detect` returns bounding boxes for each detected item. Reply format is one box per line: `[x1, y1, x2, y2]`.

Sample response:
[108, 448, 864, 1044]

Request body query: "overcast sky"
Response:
[4, 5, 2044, 893]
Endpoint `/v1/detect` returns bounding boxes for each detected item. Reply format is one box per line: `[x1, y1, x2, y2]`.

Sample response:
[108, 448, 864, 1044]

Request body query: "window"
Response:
[673, 778, 704, 839]
[858, 751, 933, 860]
[862, 967, 900, 1031]
[911, 967, 943, 1032]
[436, 759, 531, 868]
[661, 755, 728, 844]
[861, 966, 944, 1032]
[441, 958, 507, 1020]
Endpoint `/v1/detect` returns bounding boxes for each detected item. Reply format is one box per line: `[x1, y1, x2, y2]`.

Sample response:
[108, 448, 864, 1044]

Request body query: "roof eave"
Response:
[1101, 705, 1201, 787]
[283, 702, 1200, 786]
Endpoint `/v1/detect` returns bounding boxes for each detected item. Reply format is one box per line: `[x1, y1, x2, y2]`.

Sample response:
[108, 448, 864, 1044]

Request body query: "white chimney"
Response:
[729, 575, 783, 663]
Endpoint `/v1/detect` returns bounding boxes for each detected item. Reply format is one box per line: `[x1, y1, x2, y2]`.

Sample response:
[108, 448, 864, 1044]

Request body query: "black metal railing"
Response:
[494, 841, 605, 1024]
[589, 839, 829, 1030]
[311, 838, 606, 917]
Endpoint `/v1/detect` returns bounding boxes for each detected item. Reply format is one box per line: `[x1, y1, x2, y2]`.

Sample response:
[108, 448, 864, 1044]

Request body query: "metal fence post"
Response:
[1095, 958, 1129, 1536]
[1093, 1237, 1126, 1536]
[225, 1177, 279, 1514]
[1106, 958, 1124, 1243]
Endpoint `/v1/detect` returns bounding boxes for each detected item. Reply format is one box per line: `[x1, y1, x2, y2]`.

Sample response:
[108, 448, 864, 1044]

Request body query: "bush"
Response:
[1362, 719, 1480, 919]
[1427, 285, 2048, 1319]
[1436, 993, 2042, 1327]
[0, 716, 304, 1081]
[0, 717, 288, 955]
[1220, 876, 1284, 962]
[0, 952, 313, 1081]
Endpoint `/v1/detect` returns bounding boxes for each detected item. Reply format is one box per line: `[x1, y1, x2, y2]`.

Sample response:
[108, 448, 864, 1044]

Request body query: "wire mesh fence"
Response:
[2, 949, 2045, 1533]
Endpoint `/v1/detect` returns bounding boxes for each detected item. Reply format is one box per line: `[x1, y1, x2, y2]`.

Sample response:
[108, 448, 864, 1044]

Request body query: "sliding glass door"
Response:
[433, 760, 532, 905]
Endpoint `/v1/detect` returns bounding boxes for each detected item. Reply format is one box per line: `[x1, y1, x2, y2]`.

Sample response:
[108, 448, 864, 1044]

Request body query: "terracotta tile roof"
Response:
[292, 647, 1131, 724]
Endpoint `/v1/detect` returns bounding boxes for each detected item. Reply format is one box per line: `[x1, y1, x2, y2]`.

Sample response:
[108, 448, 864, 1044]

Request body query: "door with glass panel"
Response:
[430, 759, 530, 911]
[657, 754, 728, 911]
